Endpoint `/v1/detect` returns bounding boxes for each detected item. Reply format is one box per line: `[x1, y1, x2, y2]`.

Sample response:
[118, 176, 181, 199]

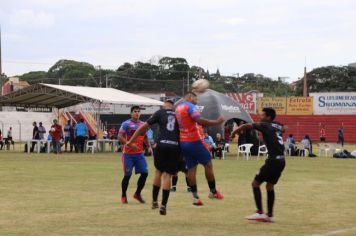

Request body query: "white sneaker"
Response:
[263, 216, 275, 223]
[245, 212, 267, 221]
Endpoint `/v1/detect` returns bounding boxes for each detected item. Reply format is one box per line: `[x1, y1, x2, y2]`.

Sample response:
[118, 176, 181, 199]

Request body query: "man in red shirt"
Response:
[175, 92, 225, 206]
[51, 119, 63, 154]
[320, 126, 326, 142]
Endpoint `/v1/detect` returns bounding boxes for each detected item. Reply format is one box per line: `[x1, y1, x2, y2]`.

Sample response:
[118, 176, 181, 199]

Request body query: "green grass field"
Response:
[0, 145, 356, 236]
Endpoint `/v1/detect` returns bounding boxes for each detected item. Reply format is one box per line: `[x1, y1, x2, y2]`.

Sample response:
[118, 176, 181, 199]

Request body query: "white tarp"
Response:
[42, 84, 164, 106]
[310, 92, 356, 115]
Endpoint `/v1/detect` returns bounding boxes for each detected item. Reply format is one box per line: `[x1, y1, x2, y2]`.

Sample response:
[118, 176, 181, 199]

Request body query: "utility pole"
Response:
[105, 74, 108, 88]
[303, 57, 308, 97]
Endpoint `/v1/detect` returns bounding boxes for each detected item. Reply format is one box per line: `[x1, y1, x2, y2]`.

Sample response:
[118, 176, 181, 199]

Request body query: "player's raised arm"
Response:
[195, 116, 225, 127]
[231, 123, 253, 138]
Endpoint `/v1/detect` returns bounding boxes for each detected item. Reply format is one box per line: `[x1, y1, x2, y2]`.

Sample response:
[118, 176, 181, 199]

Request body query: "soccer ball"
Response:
[192, 79, 210, 93]
[50, 128, 55, 132]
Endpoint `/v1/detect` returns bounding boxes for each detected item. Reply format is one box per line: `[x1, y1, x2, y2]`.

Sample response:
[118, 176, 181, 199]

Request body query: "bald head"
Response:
[184, 92, 198, 104]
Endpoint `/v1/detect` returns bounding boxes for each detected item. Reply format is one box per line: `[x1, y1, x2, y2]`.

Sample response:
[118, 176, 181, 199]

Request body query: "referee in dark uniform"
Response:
[127, 99, 181, 215]
[231, 107, 286, 223]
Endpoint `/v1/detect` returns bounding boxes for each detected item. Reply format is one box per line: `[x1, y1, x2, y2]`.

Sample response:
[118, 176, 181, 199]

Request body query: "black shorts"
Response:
[154, 143, 181, 175]
[255, 158, 286, 185]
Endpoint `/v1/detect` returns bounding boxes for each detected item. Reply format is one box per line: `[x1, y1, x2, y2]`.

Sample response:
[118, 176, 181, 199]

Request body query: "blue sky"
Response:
[1, 0, 356, 81]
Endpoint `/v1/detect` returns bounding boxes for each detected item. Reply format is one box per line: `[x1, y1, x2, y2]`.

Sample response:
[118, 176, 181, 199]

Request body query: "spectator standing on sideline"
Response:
[109, 126, 117, 140]
[51, 119, 62, 154]
[0, 130, 4, 150]
[75, 119, 88, 153]
[38, 122, 46, 140]
[31, 122, 40, 152]
[320, 125, 326, 142]
[5, 127, 14, 150]
[64, 120, 74, 152]
[337, 127, 344, 147]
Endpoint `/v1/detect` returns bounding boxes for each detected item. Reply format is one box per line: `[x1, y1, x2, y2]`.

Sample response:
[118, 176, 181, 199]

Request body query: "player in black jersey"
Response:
[127, 100, 180, 215]
[231, 107, 286, 223]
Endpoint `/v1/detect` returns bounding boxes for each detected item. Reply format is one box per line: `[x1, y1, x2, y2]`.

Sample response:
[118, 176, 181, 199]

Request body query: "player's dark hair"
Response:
[165, 99, 174, 105]
[130, 106, 140, 113]
[262, 107, 276, 121]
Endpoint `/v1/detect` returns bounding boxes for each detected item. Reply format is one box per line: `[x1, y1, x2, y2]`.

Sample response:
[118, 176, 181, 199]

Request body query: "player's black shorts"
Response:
[255, 158, 285, 185]
[153, 143, 181, 175]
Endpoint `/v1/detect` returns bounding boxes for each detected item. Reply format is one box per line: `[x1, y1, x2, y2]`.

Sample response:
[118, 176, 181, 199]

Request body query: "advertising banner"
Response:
[225, 92, 258, 114]
[310, 92, 356, 115]
[286, 97, 313, 115]
[258, 97, 287, 115]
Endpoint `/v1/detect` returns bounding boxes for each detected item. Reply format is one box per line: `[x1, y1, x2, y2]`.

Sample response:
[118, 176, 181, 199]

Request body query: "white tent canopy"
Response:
[0, 83, 163, 108]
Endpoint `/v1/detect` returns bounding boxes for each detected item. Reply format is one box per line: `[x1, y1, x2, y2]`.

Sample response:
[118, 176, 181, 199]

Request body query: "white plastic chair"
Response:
[237, 144, 253, 160]
[296, 143, 309, 157]
[318, 143, 327, 157]
[258, 145, 268, 160]
[325, 144, 340, 157]
[220, 143, 229, 160]
[86, 140, 97, 154]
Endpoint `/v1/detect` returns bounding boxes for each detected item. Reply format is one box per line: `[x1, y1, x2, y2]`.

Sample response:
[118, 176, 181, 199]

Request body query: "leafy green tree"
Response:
[19, 71, 47, 84]
[295, 66, 356, 95]
[47, 59, 96, 85]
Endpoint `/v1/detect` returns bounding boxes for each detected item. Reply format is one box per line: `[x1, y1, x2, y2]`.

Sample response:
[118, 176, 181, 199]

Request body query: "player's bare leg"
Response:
[152, 170, 162, 209]
[187, 165, 203, 205]
[204, 161, 224, 199]
[159, 172, 171, 215]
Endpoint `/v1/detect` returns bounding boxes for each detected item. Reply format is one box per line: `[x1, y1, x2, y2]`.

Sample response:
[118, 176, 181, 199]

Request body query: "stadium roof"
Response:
[0, 83, 163, 108]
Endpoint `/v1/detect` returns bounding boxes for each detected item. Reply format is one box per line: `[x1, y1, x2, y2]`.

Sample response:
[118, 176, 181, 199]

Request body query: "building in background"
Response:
[1, 77, 30, 96]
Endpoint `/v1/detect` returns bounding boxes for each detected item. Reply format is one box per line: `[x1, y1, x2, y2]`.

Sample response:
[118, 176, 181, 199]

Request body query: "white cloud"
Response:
[11, 9, 55, 28]
[220, 17, 246, 26]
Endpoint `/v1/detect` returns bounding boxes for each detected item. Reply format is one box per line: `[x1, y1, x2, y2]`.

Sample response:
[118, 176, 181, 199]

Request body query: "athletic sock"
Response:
[208, 180, 217, 194]
[185, 177, 190, 187]
[161, 189, 170, 206]
[135, 173, 148, 195]
[253, 187, 263, 213]
[190, 185, 199, 199]
[121, 175, 131, 197]
[172, 176, 178, 187]
[152, 185, 160, 202]
[267, 190, 275, 217]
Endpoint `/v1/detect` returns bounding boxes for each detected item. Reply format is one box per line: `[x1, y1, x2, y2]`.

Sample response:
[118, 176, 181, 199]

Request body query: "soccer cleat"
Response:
[192, 197, 204, 206]
[208, 190, 224, 200]
[159, 205, 167, 215]
[133, 193, 146, 204]
[121, 196, 128, 204]
[170, 186, 177, 192]
[152, 201, 159, 209]
[245, 212, 267, 221]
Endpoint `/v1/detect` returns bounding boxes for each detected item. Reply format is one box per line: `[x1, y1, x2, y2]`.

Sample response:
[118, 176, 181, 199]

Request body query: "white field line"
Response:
[310, 227, 356, 236]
